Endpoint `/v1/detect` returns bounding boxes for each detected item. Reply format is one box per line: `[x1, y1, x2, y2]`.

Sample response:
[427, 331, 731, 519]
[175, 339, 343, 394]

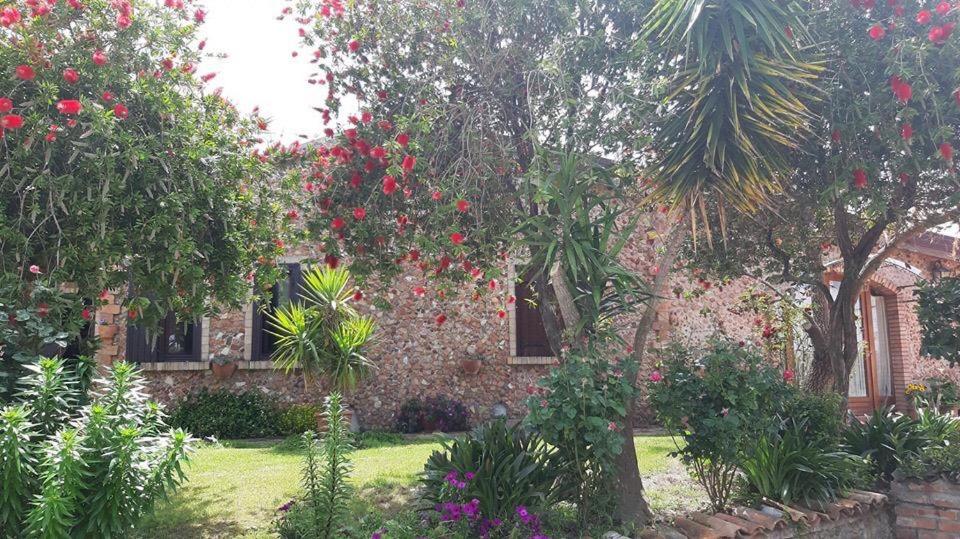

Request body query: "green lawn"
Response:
[139, 435, 700, 538]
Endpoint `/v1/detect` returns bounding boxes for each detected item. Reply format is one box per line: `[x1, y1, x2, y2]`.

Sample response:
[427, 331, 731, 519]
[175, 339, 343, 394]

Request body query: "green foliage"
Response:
[779, 392, 846, 446]
[168, 388, 281, 439]
[0, 360, 191, 537]
[643, 0, 820, 210]
[276, 393, 354, 539]
[352, 431, 405, 449]
[843, 406, 930, 484]
[917, 278, 960, 368]
[422, 419, 564, 522]
[278, 403, 324, 437]
[649, 339, 791, 511]
[900, 430, 960, 482]
[525, 334, 636, 524]
[740, 419, 867, 507]
[395, 395, 471, 434]
[269, 265, 376, 392]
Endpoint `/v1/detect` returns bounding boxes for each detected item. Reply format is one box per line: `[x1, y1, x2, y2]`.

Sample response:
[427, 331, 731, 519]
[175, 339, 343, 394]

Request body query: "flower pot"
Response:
[210, 361, 238, 380]
[460, 358, 482, 375]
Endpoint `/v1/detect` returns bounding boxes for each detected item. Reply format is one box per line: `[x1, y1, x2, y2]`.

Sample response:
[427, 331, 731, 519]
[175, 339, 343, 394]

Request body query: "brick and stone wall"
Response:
[891, 478, 960, 538]
[90, 224, 960, 429]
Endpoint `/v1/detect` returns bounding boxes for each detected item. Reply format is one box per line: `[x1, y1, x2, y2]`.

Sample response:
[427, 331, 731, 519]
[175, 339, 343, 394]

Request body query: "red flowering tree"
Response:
[690, 0, 960, 400]
[1, 0, 286, 388]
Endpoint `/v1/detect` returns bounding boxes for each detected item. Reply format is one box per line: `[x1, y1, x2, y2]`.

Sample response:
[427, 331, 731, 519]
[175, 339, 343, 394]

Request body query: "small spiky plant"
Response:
[300, 392, 354, 538]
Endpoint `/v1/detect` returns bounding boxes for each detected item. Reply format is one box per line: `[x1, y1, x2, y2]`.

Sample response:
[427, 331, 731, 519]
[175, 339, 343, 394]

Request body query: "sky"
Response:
[198, 0, 326, 140]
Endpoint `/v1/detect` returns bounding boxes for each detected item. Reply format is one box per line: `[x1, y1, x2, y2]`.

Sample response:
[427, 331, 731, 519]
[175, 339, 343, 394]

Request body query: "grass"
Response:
[139, 434, 702, 538]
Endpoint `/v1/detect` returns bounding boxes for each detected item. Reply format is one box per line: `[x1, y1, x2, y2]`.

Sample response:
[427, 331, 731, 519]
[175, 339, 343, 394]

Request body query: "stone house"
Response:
[90, 226, 960, 429]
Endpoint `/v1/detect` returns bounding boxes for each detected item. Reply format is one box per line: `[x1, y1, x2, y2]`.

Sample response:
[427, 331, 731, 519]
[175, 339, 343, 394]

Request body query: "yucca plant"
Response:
[0, 358, 192, 538]
[268, 265, 376, 393]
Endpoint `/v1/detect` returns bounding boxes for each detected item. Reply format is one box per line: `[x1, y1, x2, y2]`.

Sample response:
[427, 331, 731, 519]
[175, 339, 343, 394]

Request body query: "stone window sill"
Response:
[137, 360, 275, 371]
[506, 356, 556, 366]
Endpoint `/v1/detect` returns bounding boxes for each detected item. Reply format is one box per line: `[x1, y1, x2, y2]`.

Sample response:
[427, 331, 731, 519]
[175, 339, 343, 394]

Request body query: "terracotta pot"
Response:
[210, 361, 238, 380]
[460, 358, 483, 375]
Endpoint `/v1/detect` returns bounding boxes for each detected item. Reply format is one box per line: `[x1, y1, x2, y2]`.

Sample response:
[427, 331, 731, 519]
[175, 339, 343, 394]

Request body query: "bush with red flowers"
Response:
[1, 0, 289, 388]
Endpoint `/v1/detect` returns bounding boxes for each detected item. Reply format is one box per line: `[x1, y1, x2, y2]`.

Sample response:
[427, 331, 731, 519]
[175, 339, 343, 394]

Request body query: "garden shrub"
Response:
[0, 359, 191, 537]
[843, 405, 930, 484]
[917, 277, 960, 367]
[422, 419, 564, 523]
[525, 333, 636, 526]
[740, 418, 867, 506]
[169, 388, 282, 439]
[274, 393, 354, 539]
[353, 430, 405, 449]
[649, 339, 790, 512]
[778, 392, 845, 446]
[395, 395, 470, 433]
[278, 403, 324, 436]
[899, 430, 960, 482]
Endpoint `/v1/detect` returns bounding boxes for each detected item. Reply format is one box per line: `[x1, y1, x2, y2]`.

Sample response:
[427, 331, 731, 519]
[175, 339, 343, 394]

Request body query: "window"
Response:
[126, 313, 202, 363]
[251, 263, 303, 361]
[514, 269, 552, 358]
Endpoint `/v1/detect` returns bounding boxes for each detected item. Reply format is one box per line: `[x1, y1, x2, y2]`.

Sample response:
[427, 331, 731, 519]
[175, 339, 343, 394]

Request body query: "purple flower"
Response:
[444, 470, 459, 483]
[278, 499, 295, 513]
[465, 471, 475, 480]
[462, 498, 481, 519]
[455, 480, 467, 490]
[370, 528, 386, 539]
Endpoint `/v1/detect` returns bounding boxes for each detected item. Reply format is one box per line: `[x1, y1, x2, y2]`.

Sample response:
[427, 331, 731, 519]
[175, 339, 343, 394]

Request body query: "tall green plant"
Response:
[0, 360, 191, 537]
[300, 393, 354, 539]
[917, 277, 960, 368]
[268, 266, 376, 392]
[843, 406, 929, 484]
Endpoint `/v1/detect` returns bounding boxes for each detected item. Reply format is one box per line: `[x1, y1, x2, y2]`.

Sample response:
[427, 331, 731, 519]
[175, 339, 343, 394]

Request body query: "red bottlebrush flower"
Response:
[435, 313, 447, 325]
[868, 23, 885, 40]
[361, 111, 372, 123]
[901, 123, 913, 141]
[102, 91, 114, 102]
[344, 128, 358, 140]
[382, 175, 397, 195]
[370, 146, 386, 159]
[92, 50, 108, 66]
[0, 114, 23, 129]
[201, 72, 217, 83]
[331, 217, 346, 230]
[353, 207, 366, 220]
[377, 119, 392, 131]
[431, 191, 442, 201]
[0, 97, 11, 113]
[929, 25, 947, 43]
[940, 142, 954, 161]
[649, 371, 662, 383]
[56, 100, 82, 115]
[401, 155, 416, 172]
[194, 8, 206, 22]
[785, 25, 794, 39]
[286, 209, 299, 220]
[409, 249, 420, 261]
[456, 199, 469, 212]
[15, 65, 35, 80]
[936, 1, 950, 15]
[413, 286, 426, 297]
[507, 295, 516, 304]
[450, 232, 465, 245]
[917, 9, 932, 24]
[324, 254, 339, 268]
[353, 291, 363, 301]
[274, 238, 285, 249]
[396, 133, 409, 147]
[890, 76, 912, 102]
[831, 129, 841, 143]
[116, 13, 131, 28]
[899, 172, 910, 185]
[113, 103, 129, 119]
[853, 168, 868, 189]
[350, 172, 363, 189]
[81, 308, 92, 320]
[63, 68, 79, 84]
[1, 7, 23, 27]
[348, 39, 360, 52]
[497, 309, 506, 319]
[783, 370, 795, 382]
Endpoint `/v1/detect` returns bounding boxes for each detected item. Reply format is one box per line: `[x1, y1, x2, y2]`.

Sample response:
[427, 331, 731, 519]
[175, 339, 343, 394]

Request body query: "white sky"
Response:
[198, 0, 327, 140]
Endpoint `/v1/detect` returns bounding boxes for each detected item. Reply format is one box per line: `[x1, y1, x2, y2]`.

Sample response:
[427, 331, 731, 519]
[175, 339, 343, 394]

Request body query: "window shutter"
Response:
[126, 323, 159, 363]
[515, 272, 552, 357]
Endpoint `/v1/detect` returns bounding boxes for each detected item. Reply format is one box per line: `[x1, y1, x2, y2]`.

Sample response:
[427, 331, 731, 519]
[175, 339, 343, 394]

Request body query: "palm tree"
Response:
[267, 265, 376, 393]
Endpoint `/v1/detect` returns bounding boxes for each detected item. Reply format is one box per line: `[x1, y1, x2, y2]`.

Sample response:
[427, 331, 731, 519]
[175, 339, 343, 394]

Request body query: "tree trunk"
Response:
[614, 216, 688, 527]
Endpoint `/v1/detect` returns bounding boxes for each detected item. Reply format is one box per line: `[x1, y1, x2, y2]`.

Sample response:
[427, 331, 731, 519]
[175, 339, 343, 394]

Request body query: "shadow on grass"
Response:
[137, 482, 248, 539]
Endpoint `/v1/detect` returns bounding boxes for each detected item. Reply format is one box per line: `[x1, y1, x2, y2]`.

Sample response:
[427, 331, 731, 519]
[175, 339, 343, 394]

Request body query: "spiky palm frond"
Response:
[644, 0, 822, 212]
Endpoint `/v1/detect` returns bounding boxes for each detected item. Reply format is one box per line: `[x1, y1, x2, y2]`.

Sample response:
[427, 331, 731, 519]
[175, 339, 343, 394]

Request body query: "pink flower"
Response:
[0, 97, 11, 113]
[450, 232, 465, 245]
[649, 370, 662, 383]
[348, 39, 360, 52]
[15, 65, 35, 80]
[608, 421, 619, 431]
[435, 313, 447, 325]
[92, 50, 108, 66]
[917, 9, 932, 24]
[28, 264, 41, 274]
[936, 1, 951, 16]
[783, 369, 795, 382]
[497, 309, 506, 319]
[868, 23, 885, 40]
[413, 286, 426, 297]
[81, 308, 92, 320]
[353, 207, 366, 220]
[113, 103, 129, 119]
[63, 68, 79, 84]
[194, 8, 206, 22]
[456, 199, 469, 212]
[331, 217, 345, 230]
